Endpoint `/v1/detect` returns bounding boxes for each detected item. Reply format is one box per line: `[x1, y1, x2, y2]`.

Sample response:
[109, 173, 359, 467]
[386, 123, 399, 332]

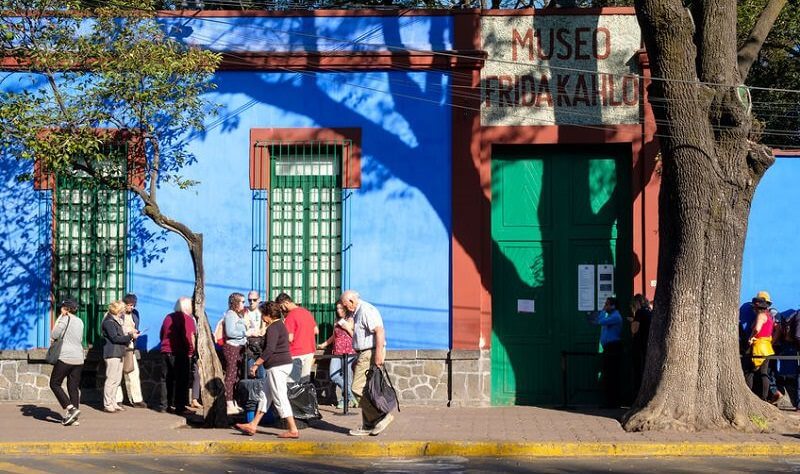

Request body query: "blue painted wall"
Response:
[0, 15, 453, 350]
[742, 156, 800, 313]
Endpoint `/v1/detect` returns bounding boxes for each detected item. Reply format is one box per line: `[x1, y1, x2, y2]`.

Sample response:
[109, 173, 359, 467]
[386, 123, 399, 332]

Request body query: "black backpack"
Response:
[365, 365, 400, 416]
[779, 310, 800, 347]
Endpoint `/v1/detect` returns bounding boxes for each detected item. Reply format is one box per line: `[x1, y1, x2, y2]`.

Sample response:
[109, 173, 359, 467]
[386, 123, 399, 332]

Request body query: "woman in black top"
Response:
[629, 294, 652, 397]
[234, 301, 299, 438]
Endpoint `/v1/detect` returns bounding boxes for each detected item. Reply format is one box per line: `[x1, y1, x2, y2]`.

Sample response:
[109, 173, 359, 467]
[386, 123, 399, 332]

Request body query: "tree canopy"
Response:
[0, 0, 228, 426]
[738, 0, 799, 148]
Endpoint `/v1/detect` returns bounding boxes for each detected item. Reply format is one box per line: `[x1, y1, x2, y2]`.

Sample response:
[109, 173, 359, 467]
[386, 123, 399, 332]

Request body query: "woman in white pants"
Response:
[234, 301, 299, 438]
[101, 301, 138, 413]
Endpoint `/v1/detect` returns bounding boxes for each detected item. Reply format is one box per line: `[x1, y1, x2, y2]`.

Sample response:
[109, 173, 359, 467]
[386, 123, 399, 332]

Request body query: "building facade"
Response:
[0, 7, 792, 407]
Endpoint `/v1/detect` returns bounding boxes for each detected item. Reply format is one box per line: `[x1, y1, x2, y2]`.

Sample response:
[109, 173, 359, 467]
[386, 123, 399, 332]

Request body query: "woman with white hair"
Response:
[102, 300, 137, 413]
[155, 297, 197, 414]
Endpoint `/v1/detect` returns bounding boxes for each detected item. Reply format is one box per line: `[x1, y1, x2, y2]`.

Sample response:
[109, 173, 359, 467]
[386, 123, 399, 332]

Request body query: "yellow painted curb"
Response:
[1, 441, 800, 457]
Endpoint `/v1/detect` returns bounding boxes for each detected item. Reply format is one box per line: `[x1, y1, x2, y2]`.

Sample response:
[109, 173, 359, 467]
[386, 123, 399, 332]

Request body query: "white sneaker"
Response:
[370, 413, 394, 436]
[348, 426, 372, 436]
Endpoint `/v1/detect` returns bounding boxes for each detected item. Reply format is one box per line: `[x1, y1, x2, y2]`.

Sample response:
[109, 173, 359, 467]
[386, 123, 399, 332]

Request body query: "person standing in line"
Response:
[234, 301, 300, 439]
[317, 301, 357, 409]
[115, 294, 147, 408]
[628, 294, 652, 397]
[591, 296, 623, 409]
[48, 298, 85, 426]
[340, 290, 395, 436]
[156, 297, 196, 414]
[223, 292, 248, 415]
[746, 295, 775, 400]
[102, 300, 138, 413]
[276, 293, 318, 382]
[245, 290, 266, 379]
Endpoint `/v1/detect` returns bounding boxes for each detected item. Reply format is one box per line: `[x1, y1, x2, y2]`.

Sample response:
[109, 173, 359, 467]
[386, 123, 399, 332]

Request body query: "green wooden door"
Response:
[491, 146, 631, 406]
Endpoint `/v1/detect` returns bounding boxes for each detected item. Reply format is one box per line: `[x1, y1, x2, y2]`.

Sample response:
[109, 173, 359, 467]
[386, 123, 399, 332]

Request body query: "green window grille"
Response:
[53, 148, 129, 347]
[254, 141, 346, 341]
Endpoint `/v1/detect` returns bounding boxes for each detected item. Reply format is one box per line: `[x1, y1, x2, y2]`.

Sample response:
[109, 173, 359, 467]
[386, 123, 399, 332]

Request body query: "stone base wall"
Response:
[0, 351, 56, 403]
[0, 348, 491, 407]
[383, 350, 490, 406]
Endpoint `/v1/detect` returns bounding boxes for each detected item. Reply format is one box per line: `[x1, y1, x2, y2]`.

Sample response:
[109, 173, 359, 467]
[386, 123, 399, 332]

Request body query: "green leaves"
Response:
[1, 0, 221, 187]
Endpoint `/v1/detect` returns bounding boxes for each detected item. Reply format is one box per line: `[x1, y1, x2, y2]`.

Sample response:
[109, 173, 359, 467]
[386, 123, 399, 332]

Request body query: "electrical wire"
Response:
[6, 0, 799, 147]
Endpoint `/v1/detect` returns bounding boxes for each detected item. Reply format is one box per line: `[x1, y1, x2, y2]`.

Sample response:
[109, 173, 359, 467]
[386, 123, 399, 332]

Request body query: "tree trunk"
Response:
[623, 141, 779, 431]
[139, 200, 228, 428]
[623, 0, 789, 432]
[188, 234, 229, 428]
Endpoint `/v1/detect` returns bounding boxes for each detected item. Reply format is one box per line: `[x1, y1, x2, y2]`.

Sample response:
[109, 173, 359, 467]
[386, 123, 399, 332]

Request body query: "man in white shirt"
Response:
[340, 290, 394, 436]
[245, 291, 266, 378]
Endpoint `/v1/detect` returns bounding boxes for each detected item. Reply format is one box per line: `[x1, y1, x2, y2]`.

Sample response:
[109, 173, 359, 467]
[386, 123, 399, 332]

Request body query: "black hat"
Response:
[60, 298, 78, 313]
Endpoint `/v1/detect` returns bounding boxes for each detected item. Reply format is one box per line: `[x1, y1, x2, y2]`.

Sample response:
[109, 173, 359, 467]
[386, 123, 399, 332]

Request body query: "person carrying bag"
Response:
[47, 298, 85, 426]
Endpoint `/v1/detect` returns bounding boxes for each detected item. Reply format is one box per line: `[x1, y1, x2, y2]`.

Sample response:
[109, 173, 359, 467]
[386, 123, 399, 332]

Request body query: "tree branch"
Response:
[737, 0, 788, 81]
[45, 72, 71, 121]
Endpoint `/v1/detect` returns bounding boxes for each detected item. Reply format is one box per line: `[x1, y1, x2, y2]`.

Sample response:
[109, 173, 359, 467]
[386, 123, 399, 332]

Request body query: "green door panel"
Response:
[491, 146, 631, 406]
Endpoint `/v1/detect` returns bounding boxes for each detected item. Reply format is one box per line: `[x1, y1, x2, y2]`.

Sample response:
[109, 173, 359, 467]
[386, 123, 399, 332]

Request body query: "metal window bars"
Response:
[53, 144, 129, 348]
[252, 140, 347, 341]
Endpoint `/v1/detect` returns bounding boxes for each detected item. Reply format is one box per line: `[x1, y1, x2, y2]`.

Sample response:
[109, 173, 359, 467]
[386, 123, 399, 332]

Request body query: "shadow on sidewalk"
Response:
[18, 404, 62, 424]
[554, 405, 628, 422]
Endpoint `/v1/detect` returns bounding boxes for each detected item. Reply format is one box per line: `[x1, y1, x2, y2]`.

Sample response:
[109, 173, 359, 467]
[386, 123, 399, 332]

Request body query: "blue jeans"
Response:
[246, 357, 266, 379]
[329, 354, 356, 404]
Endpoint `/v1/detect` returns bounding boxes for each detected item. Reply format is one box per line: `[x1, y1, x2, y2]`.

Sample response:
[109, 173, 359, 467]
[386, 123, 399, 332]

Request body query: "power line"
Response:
[62, 0, 800, 95]
[146, 6, 800, 95]
[7, 0, 798, 147]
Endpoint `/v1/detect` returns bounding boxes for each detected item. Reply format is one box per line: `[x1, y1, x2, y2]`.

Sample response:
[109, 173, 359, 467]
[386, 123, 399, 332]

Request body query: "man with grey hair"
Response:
[245, 291, 266, 379]
[340, 290, 394, 436]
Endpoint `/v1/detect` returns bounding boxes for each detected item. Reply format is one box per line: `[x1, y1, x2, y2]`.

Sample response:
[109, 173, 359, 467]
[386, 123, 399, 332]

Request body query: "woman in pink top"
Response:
[318, 302, 357, 409]
[746, 299, 775, 400]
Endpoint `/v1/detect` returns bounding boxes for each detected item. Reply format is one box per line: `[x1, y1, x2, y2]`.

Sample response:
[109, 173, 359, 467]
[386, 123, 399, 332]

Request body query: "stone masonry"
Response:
[0, 348, 491, 407]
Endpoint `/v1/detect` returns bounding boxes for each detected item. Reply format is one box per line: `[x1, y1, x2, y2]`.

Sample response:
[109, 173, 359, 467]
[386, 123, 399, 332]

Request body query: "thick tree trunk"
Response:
[623, 143, 779, 431]
[623, 0, 791, 432]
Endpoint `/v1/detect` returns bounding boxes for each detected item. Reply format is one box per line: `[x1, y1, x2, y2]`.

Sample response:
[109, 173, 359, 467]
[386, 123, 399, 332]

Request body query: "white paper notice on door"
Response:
[597, 264, 615, 309]
[578, 264, 595, 311]
[517, 299, 535, 313]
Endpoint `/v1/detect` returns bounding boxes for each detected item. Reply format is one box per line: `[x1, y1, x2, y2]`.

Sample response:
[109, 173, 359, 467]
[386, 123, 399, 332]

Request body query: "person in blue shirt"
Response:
[592, 297, 623, 409]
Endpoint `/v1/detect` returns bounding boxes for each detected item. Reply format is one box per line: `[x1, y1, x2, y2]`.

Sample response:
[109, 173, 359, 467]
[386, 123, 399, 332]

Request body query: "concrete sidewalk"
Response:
[2, 402, 800, 457]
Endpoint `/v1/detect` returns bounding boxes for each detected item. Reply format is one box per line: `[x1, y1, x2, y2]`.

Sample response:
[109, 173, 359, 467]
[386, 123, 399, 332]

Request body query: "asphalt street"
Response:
[1, 456, 800, 473]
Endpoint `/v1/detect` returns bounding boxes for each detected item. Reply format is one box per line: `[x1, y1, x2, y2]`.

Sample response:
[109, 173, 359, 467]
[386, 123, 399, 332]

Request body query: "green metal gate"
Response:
[53, 151, 128, 347]
[260, 141, 345, 341]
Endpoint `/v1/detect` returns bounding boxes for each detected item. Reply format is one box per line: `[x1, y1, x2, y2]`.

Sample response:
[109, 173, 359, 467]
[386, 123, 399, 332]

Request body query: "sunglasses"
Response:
[248, 298, 259, 302]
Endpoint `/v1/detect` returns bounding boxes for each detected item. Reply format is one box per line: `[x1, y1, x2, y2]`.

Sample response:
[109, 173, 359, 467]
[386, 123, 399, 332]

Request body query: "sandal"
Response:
[234, 423, 256, 436]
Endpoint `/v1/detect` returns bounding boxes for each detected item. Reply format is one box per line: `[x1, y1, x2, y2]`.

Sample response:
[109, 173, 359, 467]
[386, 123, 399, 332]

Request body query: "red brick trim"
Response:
[451, 11, 485, 351]
[249, 128, 362, 190]
[157, 9, 477, 18]
[219, 50, 485, 71]
[32, 130, 145, 191]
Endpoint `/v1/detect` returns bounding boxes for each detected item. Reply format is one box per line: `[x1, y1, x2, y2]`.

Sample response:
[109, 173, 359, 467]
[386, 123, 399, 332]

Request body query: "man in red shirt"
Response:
[276, 293, 318, 382]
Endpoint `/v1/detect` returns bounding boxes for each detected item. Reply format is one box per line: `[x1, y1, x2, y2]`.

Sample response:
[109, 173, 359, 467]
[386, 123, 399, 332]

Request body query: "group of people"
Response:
[589, 294, 652, 409]
[48, 294, 147, 426]
[47, 289, 395, 437]
[738, 290, 800, 407]
[225, 290, 395, 438]
[217, 291, 320, 417]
